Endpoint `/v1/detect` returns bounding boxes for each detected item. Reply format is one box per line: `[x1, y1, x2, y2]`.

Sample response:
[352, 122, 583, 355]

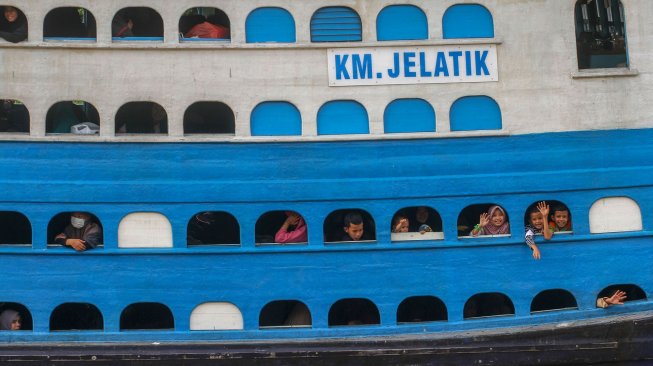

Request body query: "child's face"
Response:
[396, 219, 409, 232]
[490, 210, 505, 226]
[344, 223, 364, 241]
[553, 210, 569, 228]
[529, 212, 544, 229]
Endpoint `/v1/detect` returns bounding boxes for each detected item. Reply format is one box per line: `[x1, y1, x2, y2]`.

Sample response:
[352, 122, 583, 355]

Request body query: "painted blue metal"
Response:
[377, 5, 428, 41]
[384, 98, 435, 133]
[442, 4, 495, 39]
[250, 102, 302, 136]
[317, 100, 369, 135]
[311, 7, 362, 43]
[450, 95, 502, 131]
[111, 37, 164, 42]
[43, 37, 97, 42]
[245, 7, 296, 43]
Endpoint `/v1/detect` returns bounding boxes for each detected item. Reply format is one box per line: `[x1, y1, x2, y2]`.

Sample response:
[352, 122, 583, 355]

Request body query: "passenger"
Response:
[0, 309, 21, 330]
[184, 16, 230, 39]
[54, 212, 102, 251]
[275, 211, 307, 244]
[341, 213, 370, 241]
[549, 204, 572, 232]
[391, 214, 409, 233]
[409, 206, 434, 233]
[48, 102, 82, 133]
[524, 201, 552, 260]
[0, 6, 27, 43]
[112, 14, 134, 37]
[597, 289, 627, 308]
[470, 205, 510, 236]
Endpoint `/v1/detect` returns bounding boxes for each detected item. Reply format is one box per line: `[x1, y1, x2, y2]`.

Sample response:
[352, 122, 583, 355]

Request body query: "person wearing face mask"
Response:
[54, 212, 102, 251]
[0, 6, 27, 43]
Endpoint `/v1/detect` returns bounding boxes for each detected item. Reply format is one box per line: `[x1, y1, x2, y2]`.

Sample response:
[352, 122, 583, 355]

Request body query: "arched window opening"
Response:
[575, 0, 627, 69]
[260, 300, 311, 328]
[0, 303, 32, 331]
[0, 99, 29, 133]
[115, 102, 167, 135]
[450, 96, 501, 131]
[384, 99, 435, 134]
[598, 284, 646, 307]
[187, 211, 240, 246]
[324, 209, 376, 243]
[43, 7, 96, 40]
[328, 298, 380, 326]
[310, 7, 361, 42]
[377, 5, 428, 41]
[46, 101, 99, 134]
[464, 293, 514, 319]
[0, 212, 31, 245]
[590, 197, 642, 233]
[112, 7, 163, 40]
[531, 290, 578, 313]
[246, 7, 295, 43]
[50, 303, 103, 331]
[47, 212, 103, 249]
[397, 296, 447, 323]
[120, 303, 174, 330]
[317, 100, 369, 135]
[524, 200, 572, 235]
[256, 211, 308, 245]
[118, 212, 172, 248]
[391, 206, 443, 241]
[458, 204, 510, 237]
[183, 102, 234, 134]
[190, 302, 243, 330]
[179, 7, 230, 41]
[442, 4, 494, 39]
[0, 6, 27, 43]
[250, 101, 302, 136]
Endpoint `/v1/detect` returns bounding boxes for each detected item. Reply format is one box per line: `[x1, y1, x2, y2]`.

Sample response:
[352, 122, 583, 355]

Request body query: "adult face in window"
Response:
[4, 6, 18, 23]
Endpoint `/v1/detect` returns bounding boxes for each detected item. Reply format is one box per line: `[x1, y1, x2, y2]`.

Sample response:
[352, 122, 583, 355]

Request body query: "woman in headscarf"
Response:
[0, 309, 21, 330]
[275, 211, 308, 244]
[470, 205, 510, 236]
[0, 6, 27, 43]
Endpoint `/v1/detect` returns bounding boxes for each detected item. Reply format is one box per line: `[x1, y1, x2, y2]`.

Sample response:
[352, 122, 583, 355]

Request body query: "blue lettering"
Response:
[448, 51, 462, 77]
[352, 54, 373, 79]
[404, 52, 416, 77]
[388, 53, 400, 78]
[434, 52, 449, 77]
[465, 51, 472, 76]
[475, 50, 490, 76]
[335, 54, 350, 80]
[419, 52, 432, 77]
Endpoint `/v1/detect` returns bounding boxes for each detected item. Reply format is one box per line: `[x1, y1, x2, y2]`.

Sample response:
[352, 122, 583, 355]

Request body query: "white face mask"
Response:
[71, 216, 85, 229]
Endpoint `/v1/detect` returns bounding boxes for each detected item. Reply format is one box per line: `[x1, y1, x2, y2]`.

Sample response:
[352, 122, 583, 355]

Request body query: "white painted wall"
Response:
[190, 302, 244, 330]
[589, 197, 642, 233]
[118, 212, 173, 248]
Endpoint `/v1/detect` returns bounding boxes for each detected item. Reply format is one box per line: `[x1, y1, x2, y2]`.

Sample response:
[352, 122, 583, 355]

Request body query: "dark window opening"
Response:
[575, 0, 627, 69]
[458, 204, 510, 237]
[47, 212, 103, 248]
[179, 7, 230, 40]
[50, 303, 103, 331]
[524, 200, 572, 233]
[324, 209, 376, 243]
[46, 101, 99, 134]
[0, 6, 28, 43]
[259, 300, 311, 328]
[187, 211, 240, 245]
[183, 102, 235, 134]
[598, 284, 646, 303]
[397, 296, 447, 323]
[531, 289, 578, 313]
[464, 293, 515, 319]
[0, 302, 32, 331]
[0, 99, 29, 133]
[328, 298, 380, 326]
[0, 212, 31, 245]
[44, 7, 96, 39]
[391, 206, 443, 240]
[112, 7, 163, 38]
[256, 211, 307, 245]
[115, 102, 167, 134]
[120, 303, 174, 330]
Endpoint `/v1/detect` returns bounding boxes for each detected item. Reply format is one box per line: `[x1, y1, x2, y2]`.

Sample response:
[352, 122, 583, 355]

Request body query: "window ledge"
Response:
[571, 68, 639, 79]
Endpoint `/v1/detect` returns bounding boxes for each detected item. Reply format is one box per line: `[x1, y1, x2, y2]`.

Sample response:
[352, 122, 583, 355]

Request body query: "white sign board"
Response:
[328, 44, 498, 86]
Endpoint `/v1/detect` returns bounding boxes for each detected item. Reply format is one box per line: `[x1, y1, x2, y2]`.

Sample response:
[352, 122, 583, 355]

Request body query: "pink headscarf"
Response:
[274, 212, 308, 243]
[482, 205, 510, 235]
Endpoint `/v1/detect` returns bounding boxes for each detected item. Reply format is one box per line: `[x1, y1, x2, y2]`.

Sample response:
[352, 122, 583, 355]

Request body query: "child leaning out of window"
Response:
[524, 201, 552, 260]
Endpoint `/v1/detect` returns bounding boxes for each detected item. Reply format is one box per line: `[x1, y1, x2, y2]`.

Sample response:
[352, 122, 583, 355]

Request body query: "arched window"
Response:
[589, 197, 642, 233]
[329, 298, 380, 326]
[531, 289, 578, 313]
[450, 96, 501, 131]
[598, 284, 646, 306]
[458, 204, 510, 237]
[391, 206, 443, 241]
[246, 7, 295, 43]
[524, 201, 572, 234]
[115, 102, 167, 135]
[179, 7, 230, 41]
[310, 7, 361, 42]
[43, 7, 96, 40]
[184, 102, 234, 134]
[324, 209, 376, 243]
[0, 211, 31, 245]
[46, 101, 99, 134]
[0, 303, 32, 331]
[442, 4, 494, 39]
[187, 211, 240, 246]
[256, 211, 307, 245]
[118, 212, 172, 248]
[190, 302, 243, 330]
[384, 99, 435, 133]
[47, 212, 103, 249]
[50, 303, 103, 331]
[317, 100, 369, 135]
[377, 5, 428, 41]
[0, 6, 27, 43]
[121, 303, 174, 330]
[574, 0, 627, 69]
[112, 7, 163, 41]
[397, 296, 447, 323]
[259, 300, 311, 328]
[0, 100, 29, 133]
[250, 102, 302, 136]
[464, 293, 514, 319]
